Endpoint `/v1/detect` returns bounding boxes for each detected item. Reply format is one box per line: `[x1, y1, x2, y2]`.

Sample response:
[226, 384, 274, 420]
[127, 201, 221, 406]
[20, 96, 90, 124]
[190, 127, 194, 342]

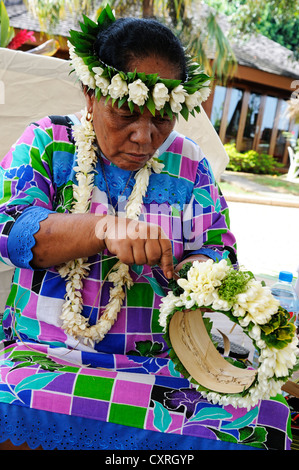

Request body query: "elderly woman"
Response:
[0, 7, 291, 451]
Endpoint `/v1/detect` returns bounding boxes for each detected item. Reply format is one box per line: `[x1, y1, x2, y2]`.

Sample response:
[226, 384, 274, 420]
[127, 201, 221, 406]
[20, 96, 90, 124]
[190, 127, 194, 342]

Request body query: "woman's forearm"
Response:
[31, 212, 106, 268]
[30, 213, 175, 279]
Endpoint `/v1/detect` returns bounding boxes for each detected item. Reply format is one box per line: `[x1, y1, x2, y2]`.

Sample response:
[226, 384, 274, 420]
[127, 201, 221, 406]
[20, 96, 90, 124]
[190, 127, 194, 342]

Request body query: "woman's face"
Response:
[85, 55, 180, 171]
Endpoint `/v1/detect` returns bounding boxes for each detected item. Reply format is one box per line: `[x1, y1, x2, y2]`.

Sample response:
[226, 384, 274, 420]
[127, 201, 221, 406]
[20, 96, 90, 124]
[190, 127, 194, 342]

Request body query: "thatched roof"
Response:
[5, 0, 299, 79]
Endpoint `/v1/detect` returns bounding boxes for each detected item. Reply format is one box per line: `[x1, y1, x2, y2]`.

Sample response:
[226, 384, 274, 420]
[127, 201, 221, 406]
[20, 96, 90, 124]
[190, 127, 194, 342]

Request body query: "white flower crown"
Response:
[68, 6, 211, 120]
[159, 259, 299, 409]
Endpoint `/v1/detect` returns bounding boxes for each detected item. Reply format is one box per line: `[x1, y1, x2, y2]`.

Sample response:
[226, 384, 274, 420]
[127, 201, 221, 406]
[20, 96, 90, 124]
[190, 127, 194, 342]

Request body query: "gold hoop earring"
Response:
[86, 110, 93, 122]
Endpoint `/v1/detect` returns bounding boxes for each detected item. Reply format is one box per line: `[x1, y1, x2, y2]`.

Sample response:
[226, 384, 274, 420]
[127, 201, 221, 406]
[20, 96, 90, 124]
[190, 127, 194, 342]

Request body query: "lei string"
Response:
[159, 259, 299, 409]
[58, 107, 164, 346]
[67, 5, 212, 121]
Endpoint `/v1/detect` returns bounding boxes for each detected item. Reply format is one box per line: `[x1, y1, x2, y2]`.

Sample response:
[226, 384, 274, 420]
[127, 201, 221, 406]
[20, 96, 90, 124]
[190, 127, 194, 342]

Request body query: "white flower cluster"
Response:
[58, 108, 164, 346]
[125, 150, 163, 220]
[91, 67, 211, 113]
[71, 112, 98, 213]
[177, 259, 230, 308]
[59, 260, 134, 346]
[160, 259, 280, 329]
[158, 259, 299, 409]
[68, 41, 210, 115]
[159, 259, 231, 329]
[233, 280, 280, 327]
[68, 42, 96, 90]
[202, 331, 298, 409]
[168, 83, 210, 113]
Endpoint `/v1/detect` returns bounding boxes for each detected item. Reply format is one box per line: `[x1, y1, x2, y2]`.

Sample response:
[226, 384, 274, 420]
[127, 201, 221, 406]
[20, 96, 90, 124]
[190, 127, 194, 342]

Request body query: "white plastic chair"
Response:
[287, 146, 299, 181]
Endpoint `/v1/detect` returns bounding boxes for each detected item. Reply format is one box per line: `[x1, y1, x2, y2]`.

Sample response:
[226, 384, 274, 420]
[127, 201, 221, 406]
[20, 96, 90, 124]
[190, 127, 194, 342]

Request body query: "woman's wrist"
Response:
[94, 214, 114, 251]
[31, 212, 109, 268]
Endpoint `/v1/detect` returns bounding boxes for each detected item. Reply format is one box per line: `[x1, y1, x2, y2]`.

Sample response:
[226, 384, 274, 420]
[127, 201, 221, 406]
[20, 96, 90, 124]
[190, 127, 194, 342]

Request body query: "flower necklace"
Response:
[58, 107, 164, 347]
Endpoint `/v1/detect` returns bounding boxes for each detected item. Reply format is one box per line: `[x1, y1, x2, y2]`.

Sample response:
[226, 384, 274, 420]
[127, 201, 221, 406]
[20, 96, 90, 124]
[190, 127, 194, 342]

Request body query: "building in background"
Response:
[205, 33, 299, 165]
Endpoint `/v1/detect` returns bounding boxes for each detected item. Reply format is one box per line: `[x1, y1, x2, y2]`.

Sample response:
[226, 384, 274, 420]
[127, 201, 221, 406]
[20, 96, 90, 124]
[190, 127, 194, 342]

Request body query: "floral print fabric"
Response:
[0, 115, 237, 354]
[0, 115, 291, 449]
[0, 341, 292, 449]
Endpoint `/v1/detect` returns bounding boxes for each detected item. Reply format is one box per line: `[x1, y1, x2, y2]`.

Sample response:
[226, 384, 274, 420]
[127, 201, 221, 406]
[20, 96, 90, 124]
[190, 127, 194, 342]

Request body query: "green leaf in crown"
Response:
[67, 4, 212, 120]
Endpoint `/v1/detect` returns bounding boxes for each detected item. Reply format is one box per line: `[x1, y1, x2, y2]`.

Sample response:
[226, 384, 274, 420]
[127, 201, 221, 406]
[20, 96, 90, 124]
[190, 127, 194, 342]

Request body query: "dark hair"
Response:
[93, 17, 187, 81]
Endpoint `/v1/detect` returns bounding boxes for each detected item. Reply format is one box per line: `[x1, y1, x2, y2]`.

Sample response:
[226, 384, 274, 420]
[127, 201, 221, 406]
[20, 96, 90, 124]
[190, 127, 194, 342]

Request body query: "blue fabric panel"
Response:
[0, 402, 261, 451]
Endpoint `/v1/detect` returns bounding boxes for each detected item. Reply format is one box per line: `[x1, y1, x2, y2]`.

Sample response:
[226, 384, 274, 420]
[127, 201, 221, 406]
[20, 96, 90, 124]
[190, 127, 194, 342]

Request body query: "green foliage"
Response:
[179, 10, 237, 84]
[127, 340, 164, 357]
[206, 0, 299, 59]
[168, 262, 192, 296]
[9, 350, 65, 371]
[0, 0, 14, 47]
[259, 306, 297, 350]
[218, 269, 253, 303]
[224, 143, 284, 175]
[257, 7, 299, 60]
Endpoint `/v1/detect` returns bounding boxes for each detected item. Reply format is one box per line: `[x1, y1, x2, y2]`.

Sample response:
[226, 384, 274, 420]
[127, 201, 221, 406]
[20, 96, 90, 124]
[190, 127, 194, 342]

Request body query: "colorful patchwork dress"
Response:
[0, 115, 292, 450]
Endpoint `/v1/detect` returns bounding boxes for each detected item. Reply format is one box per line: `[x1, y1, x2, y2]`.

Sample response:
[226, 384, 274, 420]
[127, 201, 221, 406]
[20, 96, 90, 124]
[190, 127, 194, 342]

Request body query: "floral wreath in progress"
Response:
[67, 5, 211, 120]
[158, 259, 299, 408]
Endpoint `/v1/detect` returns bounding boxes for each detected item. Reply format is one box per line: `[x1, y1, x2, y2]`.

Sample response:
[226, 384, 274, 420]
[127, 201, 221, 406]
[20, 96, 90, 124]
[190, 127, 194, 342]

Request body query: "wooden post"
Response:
[269, 99, 283, 156]
[253, 94, 266, 151]
[236, 90, 250, 152]
[219, 87, 232, 143]
[143, 0, 154, 17]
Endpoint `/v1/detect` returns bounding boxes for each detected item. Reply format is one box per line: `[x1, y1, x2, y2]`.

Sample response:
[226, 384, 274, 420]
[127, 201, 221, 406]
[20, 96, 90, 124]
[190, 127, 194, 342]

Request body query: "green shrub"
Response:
[224, 143, 283, 175]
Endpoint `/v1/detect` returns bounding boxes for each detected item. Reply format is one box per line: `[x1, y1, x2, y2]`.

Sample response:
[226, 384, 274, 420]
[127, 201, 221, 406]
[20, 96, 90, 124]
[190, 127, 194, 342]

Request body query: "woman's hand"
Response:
[31, 211, 207, 282]
[31, 212, 174, 279]
[96, 215, 174, 279]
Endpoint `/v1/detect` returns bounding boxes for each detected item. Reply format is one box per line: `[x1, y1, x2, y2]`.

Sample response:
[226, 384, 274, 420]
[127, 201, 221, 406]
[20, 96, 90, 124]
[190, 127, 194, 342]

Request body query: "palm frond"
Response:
[205, 12, 237, 83]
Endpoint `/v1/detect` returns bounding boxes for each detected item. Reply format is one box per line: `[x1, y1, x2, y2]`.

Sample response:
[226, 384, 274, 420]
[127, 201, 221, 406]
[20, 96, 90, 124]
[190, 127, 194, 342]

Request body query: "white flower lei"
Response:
[159, 259, 299, 408]
[58, 108, 164, 346]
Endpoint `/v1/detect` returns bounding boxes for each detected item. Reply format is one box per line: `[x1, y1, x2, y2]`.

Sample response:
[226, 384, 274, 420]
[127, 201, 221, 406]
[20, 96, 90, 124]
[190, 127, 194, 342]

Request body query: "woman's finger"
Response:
[159, 238, 174, 279]
[144, 238, 162, 266]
